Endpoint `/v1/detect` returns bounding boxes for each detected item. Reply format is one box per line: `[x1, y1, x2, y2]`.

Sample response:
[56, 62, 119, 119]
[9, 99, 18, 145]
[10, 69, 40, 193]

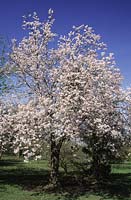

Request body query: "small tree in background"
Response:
[0, 36, 11, 95]
[0, 36, 13, 159]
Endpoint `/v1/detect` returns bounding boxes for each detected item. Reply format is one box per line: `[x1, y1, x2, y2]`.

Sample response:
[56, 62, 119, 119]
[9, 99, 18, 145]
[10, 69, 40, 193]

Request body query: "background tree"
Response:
[0, 36, 10, 95]
[0, 36, 13, 159]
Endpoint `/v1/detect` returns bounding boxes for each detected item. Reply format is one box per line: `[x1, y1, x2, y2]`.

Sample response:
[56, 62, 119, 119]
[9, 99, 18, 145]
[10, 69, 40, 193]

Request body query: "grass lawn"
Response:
[0, 156, 131, 200]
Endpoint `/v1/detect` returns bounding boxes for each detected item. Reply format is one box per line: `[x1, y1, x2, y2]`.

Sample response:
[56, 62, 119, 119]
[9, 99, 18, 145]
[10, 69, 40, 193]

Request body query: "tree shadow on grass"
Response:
[0, 158, 50, 191]
[0, 159, 131, 200]
[102, 173, 131, 199]
[53, 172, 131, 200]
[0, 168, 50, 191]
[0, 159, 21, 167]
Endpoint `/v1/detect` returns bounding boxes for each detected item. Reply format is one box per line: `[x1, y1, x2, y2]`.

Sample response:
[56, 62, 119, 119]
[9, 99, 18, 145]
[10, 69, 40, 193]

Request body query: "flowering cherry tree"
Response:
[0, 101, 15, 159]
[55, 27, 131, 178]
[8, 9, 131, 185]
[9, 10, 67, 186]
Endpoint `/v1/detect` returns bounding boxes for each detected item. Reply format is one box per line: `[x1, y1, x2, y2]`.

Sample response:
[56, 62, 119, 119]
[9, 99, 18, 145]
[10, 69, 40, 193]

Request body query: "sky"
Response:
[0, 0, 131, 86]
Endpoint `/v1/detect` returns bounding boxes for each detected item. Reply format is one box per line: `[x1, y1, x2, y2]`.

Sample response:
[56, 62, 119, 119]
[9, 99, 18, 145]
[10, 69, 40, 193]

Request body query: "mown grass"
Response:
[0, 155, 131, 200]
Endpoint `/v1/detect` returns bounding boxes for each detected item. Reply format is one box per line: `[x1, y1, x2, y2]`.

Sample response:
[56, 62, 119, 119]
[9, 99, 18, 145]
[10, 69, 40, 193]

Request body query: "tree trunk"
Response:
[0, 142, 2, 160]
[91, 154, 111, 179]
[90, 134, 100, 179]
[49, 134, 65, 187]
[50, 138, 63, 187]
[50, 141, 60, 187]
[91, 154, 100, 178]
[0, 150, 2, 160]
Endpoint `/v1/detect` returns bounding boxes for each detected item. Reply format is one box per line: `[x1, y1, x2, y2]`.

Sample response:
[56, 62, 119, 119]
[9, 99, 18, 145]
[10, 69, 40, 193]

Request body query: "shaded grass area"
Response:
[0, 156, 131, 200]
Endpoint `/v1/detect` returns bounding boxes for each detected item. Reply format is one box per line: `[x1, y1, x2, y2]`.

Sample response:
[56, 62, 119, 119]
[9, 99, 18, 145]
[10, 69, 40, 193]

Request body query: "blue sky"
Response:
[0, 0, 131, 86]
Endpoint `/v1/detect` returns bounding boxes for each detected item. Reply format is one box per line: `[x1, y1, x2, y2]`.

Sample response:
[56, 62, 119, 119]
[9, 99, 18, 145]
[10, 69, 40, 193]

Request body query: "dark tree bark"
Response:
[50, 134, 65, 187]
[0, 150, 2, 160]
[91, 154, 100, 179]
[50, 140, 60, 187]
[91, 150, 111, 179]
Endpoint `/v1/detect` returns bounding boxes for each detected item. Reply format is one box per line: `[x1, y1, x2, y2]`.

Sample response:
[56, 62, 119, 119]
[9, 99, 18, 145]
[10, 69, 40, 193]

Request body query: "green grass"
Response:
[112, 162, 131, 174]
[0, 156, 131, 200]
